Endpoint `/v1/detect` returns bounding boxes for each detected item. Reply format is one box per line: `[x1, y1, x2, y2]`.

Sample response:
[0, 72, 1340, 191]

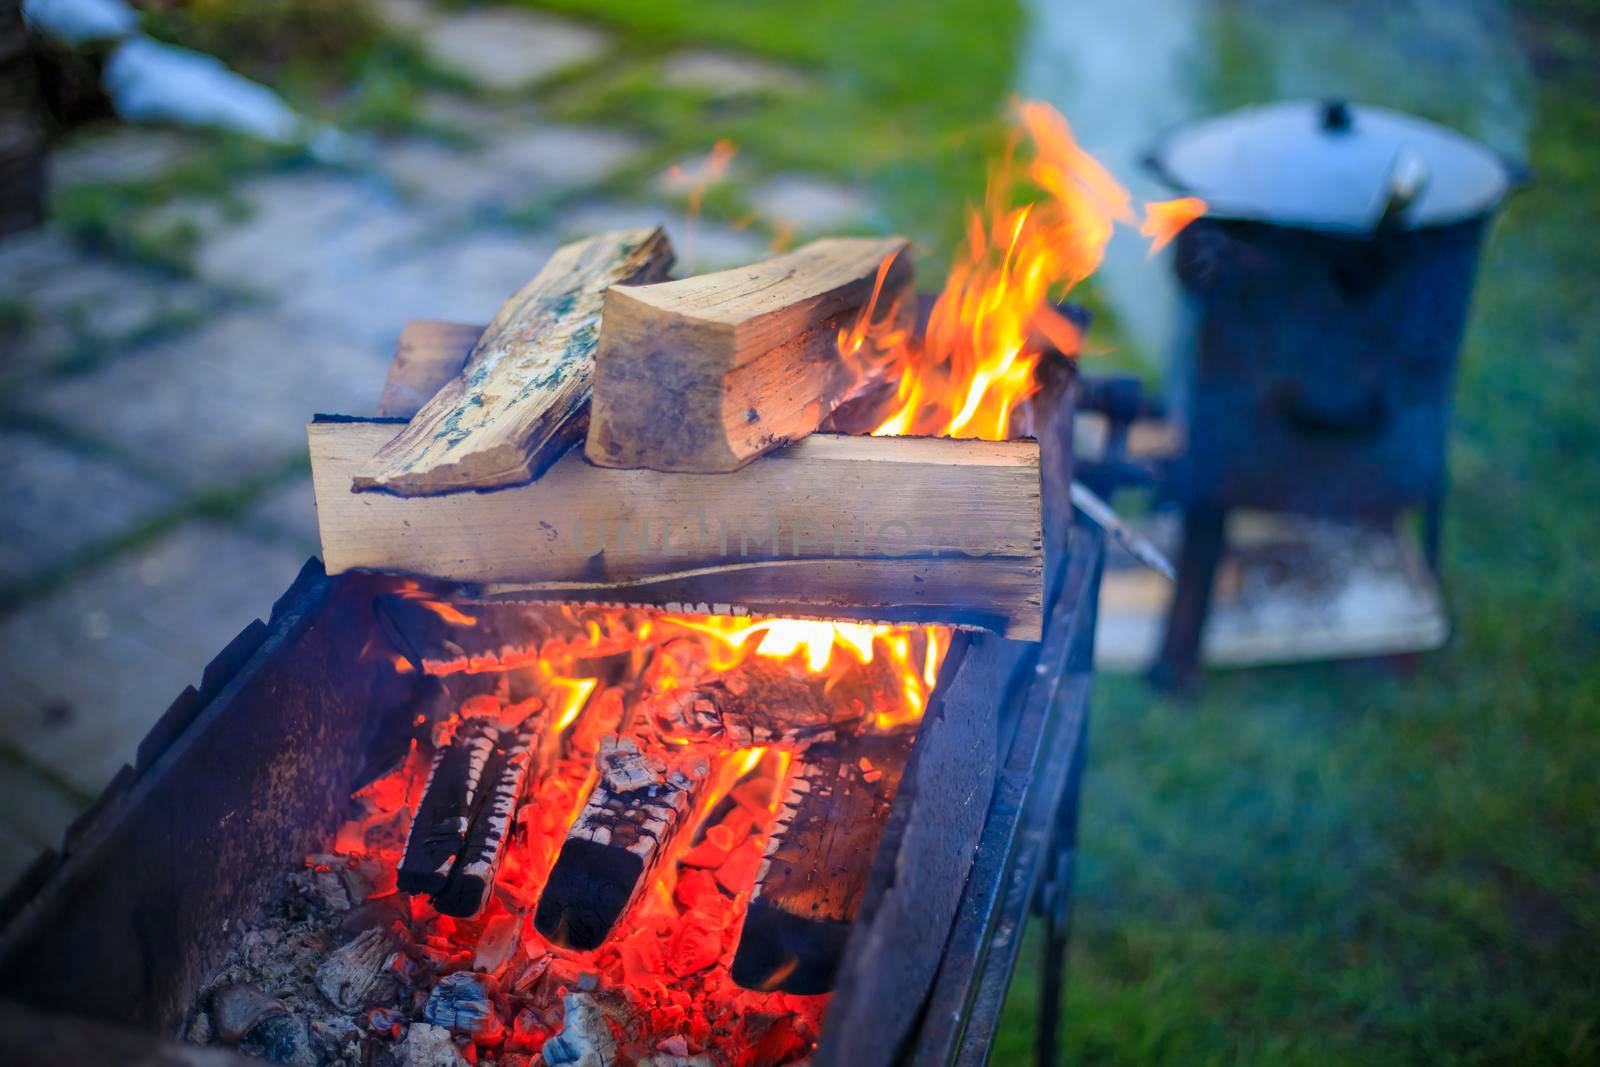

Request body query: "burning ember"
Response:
[197, 604, 947, 1066]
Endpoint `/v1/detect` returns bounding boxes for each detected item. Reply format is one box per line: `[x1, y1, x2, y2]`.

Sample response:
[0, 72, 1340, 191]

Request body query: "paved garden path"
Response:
[0, 3, 873, 886]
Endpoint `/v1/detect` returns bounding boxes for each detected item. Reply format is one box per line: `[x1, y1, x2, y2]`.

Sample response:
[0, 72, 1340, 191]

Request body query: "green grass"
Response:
[522, 0, 1025, 270]
[48, 133, 302, 273]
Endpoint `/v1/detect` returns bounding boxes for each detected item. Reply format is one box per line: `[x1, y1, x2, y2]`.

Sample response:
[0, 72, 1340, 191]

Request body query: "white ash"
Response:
[541, 992, 617, 1067]
[210, 982, 288, 1044]
[399, 1022, 468, 1067]
[424, 972, 501, 1041]
[314, 926, 397, 1013]
[189, 864, 402, 1066]
[598, 735, 661, 793]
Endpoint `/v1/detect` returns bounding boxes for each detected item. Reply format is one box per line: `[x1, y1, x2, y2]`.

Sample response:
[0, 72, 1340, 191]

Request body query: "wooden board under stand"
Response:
[352, 227, 674, 496]
[309, 419, 1046, 639]
[586, 236, 914, 473]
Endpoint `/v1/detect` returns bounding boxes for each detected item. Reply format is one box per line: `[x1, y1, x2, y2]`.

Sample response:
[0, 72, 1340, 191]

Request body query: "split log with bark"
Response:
[352, 228, 674, 496]
[730, 726, 917, 995]
[534, 736, 710, 950]
[585, 236, 913, 473]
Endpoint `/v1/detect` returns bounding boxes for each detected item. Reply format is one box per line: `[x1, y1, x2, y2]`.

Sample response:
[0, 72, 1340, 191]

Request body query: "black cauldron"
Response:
[1140, 99, 1527, 687]
[1148, 98, 1525, 520]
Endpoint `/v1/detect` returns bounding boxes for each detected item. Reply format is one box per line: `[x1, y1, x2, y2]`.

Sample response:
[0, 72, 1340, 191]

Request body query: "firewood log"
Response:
[642, 658, 861, 749]
[432, 717, 541, 918]
[352, 228, 674, 496]
[376, 321, 484, 421]
[311, 420, 1047, 640]
[586, 237, 913, 473]
[373, 593, 650, 676]
[534, 736, 710, 950]
[730, 726, 917, 994]
[396, 718, 501, 896]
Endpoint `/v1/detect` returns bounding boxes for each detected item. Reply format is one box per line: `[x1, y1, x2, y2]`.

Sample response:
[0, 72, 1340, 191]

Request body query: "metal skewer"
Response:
[1069, 480, 1175, 581]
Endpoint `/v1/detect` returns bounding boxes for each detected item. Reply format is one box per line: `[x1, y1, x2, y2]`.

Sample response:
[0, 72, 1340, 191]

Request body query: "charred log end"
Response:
[394, 857, 452, 897]
[730, 899, 851, 995]
[429, 872, 488, 919]
[533, 838, 644, 950]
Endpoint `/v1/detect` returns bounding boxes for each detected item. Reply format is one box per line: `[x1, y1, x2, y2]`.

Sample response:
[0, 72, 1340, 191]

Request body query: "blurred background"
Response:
[1, 0, 1596, 1063]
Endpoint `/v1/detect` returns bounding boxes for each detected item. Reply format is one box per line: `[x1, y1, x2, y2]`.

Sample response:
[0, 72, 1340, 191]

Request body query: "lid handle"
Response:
[1320, 99, 1353, 132]
[1376, 146, 1430, 230]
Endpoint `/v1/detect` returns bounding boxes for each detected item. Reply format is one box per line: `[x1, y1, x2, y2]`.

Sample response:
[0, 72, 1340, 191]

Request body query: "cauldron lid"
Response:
[1146, 99, 1512, 233]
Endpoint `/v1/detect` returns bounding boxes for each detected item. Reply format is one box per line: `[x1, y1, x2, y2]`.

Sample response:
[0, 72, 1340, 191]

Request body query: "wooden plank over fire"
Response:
[373, 594, 648, 676]
[352, 228, 674, 496]
[586, 236, 914, 473]
[310, 419, 1046, 639]
[731, 726, 917, 995]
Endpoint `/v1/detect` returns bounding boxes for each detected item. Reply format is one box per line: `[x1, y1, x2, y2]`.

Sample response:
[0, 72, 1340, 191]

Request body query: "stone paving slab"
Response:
[417, 92, 541, 141]
[0, 225, 219, 381]
[187, 168, 582, 353]
[192, 170, 412, 294]
[555, 200, 770, 275]
[288, 227, 562, 355]
[403, 5, 610, 90]
[479, 123, 647, 189]
[0, 225, 82, 291]
[47, 124, 199, 188]
[0, 523, 308, 795]
[0, 756, 86, 863]
[379, 139, 520, 206]
[30, 311, 388, 488]
[246, 476, 321, 555]
[0, 431, 180, 586]
[381, 123, 647, 208]
[748, 174, 871, 234]
[32, 258, 217, 346]
[659, 49, 809, 96]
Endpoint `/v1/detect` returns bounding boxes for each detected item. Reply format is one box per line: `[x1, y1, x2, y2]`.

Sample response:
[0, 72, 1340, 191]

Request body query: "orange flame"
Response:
[665, 138, 738, 206]
[663, 615, 889, 673]
[390, 580, 480, 627]
[1142, 196, 1208, 254]
[548, 674, 597, 732]
[670, 139, 739, 267]
[661, 614, 949, 732]
[845, 100, 1204, 442]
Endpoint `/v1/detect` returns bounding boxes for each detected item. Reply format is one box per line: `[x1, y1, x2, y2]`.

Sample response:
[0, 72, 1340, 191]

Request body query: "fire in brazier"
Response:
[196, 603, 945, 1067]
[179, 100, 1196, 1067]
